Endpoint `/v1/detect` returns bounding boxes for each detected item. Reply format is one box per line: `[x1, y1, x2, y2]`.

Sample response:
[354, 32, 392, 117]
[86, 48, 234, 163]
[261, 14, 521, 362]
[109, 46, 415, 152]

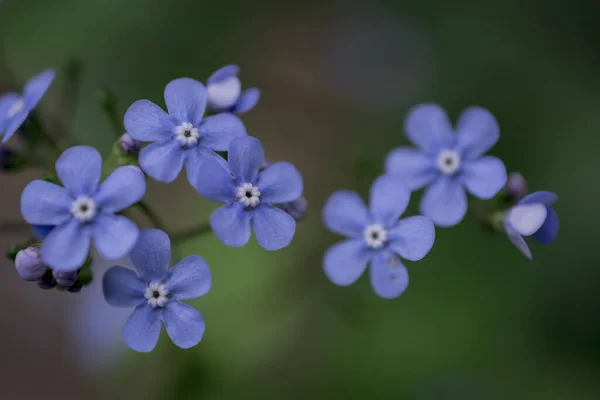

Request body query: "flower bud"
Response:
[119, 133, 140, 155]
[53, 270, 78, 287]
[15, 247, 47, 281]
[505, 172, 527, 202]
[67, 281, 83, 293]
[206, 65, 242, 112]
[37, 270, 56, 290]
[282, 196, 308, 221]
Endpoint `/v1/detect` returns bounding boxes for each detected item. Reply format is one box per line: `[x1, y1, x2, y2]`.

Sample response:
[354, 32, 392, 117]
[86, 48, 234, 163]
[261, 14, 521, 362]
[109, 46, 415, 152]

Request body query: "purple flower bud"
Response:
[37, 270, 57, 290]
[282, 196, 308, 221]
[53, 270, 78, 287]
[15, 247, 47, 281]
[505, 172, 527, 201]
[67, 281, 83, 293]
[119, 133, 140, 155]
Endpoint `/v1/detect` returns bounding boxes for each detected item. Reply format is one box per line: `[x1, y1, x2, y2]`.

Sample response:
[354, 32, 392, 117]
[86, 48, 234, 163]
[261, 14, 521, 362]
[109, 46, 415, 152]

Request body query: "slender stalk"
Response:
[98, 89, 124, 139]
[171, 222, 212, 243]
[135, 200, 168, 232]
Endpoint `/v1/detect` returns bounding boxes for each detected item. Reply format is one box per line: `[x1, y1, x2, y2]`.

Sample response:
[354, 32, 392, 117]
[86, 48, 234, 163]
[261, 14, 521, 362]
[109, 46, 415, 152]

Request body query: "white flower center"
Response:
[70, 196, 96, 222]
[363, 224, 387, 249]
[174, 122, 200, 147]
[207, 76, 242, 110]
[437, 149, 461, 175]
[7, 99, 25, 118]
[236, 183, 261, 208]
[144, 282, 169, 308]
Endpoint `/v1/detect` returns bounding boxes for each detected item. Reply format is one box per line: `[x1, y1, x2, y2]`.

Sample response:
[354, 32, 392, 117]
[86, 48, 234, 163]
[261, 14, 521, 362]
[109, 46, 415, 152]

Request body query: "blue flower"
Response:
[322, 175, 435, 299]
[124, 77, 247, 184]
[206, 65, 260, 114]
[385, 104, 507, 227]
[102, 229, 211, 352]
[21, 146, 146, 271]
[193, 136, 303, 251]
[504, 191, 559, 259]
[0, 69, 55, 143]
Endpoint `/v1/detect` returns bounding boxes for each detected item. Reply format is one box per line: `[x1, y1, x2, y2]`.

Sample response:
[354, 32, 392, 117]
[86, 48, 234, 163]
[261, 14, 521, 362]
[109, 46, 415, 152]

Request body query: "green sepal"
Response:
[102, 139, 139, 178]
[39, 173, 61, 185]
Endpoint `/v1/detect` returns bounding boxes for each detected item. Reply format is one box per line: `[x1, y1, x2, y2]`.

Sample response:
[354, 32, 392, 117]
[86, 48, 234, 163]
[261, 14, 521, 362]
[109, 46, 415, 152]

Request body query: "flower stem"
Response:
[135, 200, 168, 233]
[171, 222, 212, 243]
[98, 89, 124, 139]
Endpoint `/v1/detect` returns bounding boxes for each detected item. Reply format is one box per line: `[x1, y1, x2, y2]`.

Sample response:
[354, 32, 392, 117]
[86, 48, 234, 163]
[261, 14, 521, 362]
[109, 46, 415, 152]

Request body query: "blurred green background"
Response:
[0, 0, 597, 399]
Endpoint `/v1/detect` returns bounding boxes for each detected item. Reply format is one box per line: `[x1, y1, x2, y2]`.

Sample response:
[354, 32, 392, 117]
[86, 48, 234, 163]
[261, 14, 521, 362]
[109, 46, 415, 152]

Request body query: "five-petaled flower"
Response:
[193, 136, 303, 251]
[102, 229, 211, 352]
[322, 175, 435, 299]
[504, 191, 559, 259]
[0, 69, 55, 143]
[385, 104, 507, 227]
[20, 146, 146, 271]
[206, 65, 260, 115]
[124, 77, 247, 185]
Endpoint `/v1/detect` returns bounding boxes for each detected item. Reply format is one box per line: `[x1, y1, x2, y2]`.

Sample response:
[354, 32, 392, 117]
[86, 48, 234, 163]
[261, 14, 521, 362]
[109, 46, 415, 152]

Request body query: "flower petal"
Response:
[369, 253, 409, 299]
[228, 136, 264, 183]
[455, 106, 500, 160]
[519, 191, 558, 206]
[404, 103, 454, 155]
[233, 88, 260, 114]
[322, 191, 369, 238]
[186, 148, 231, 192]
[164, 77, 206, 125]
[323, 239, 369, 286]
[369, 175, 410, 226]
[94, 166, 146, 213]
[210, 203, 252, 247]
[2, 110, 29, 143]
[207, 65, 240, 84]
[388, 216, 435, 261]
[102, 266, 146, 307]
[198, 113, 247, 151]
[163, 301, 205, 349]
[165, 256, 212, 300]
[23, 69, 55, 108]
[130, 229, 170, 281]
[419, 177, 467, 227]
[21, 180, 72, 225]
[138, 140, 185, 183]
[41, 219, 91, 271]
[459, 156, 507, 199]
[256, 162, 303, 204]
[122, 305, 163, 353]
[504, 222, 532, 259]
[532, 207, 559, 245]
[92, 214, 139, 261]
[251, 204, 296, 251]
[506, 203, 547, 237]
[191, 157, 235, 202]
[55, 146, 102, 195]
[384, 147, 439, 190]
[0, 93, 20, 129]
[124, 100, 174, 142]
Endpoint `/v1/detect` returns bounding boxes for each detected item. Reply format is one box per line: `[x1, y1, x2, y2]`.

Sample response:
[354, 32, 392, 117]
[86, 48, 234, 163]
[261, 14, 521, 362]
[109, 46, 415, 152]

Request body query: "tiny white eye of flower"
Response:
[144, 282, 169, 308]
[236, 183, 261, 208]
[70, 197, 96, 222]
[207, 76, 242, 110]
[363, 224, 387, 249]
[174, 122, 200, 146]
[7, 99, 25, 118]
[437, 149, 461, 175]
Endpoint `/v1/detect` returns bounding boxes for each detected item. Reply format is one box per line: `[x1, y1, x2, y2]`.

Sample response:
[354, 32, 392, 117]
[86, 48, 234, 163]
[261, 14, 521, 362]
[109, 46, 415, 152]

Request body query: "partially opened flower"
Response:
[386, 104, 507, 227]
[21, 146, 146, 271]
[124, 77, 247, 185]
[0, 69, 55, 143]
[504, 191, 559, 259]
[193, 136, 303, 251]
[102, 229, 211, 352]
[206, 65, 260, 114]
[322, 175, 435, 299]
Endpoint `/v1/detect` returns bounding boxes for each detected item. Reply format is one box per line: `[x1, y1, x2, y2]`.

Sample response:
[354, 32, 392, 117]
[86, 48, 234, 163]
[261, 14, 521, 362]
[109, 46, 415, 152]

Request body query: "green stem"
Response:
[98, 89, 124, 139]
[171, 222, 212, 243]
[135, 200, 168, 232]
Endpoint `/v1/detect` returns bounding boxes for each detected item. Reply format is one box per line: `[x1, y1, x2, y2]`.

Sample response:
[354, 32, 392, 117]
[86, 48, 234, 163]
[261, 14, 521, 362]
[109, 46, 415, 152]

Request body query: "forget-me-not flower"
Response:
[21, 146, 146, 271]
[124, 77, 247, 185]
[206, 65, 260, 114]
[193, 136, 303, 251]
[322, 176, 435, 299]
[102, 229, 211, 352]
[504, 191, 559, 259]
[0, 69, 55, 143]
[385, 104, 507, 227]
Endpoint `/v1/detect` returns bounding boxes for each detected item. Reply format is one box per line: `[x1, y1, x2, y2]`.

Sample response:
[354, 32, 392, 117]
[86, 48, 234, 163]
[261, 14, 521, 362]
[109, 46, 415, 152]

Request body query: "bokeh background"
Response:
[1, 0, 598, 399]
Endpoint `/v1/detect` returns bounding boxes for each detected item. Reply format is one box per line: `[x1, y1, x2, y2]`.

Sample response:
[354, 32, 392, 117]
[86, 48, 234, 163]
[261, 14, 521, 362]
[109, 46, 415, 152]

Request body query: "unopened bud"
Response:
[15, 247, 47, 281]
[37, 270, 57, 290]
[505, 172, 527, 202]
[282, 196, 308, 221]
[119, 133, 140, 155]
[53, 270, 78, 287]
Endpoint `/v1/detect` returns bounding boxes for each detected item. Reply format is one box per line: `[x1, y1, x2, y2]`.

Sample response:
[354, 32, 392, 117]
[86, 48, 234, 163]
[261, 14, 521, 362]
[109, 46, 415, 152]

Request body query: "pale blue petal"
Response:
[519, 191, 558, 206]
[404, 103, 454, 155]
[92, 214, 139, 261]
[102, 266, 146, 307]
[420, 177, 467, 227]
[185, 147, 230, 189]
[384, 147, 439, 190]
[23, 69, 55, 108]
[124, 100, 174, 142]
[0, 93, 20, 129]
[164, 78, 206, 125]
[504, 221, 532, 259]
[138, 140, 185, 183]
[459, 156, 507, 199]
[21, 180, 72, 225]
[41, 219, 92, 271]
[256, 162, 303, 204]
[122, 305, 163, 353]
[207, 65, 240, 84]
[455, 106, 500, 160]
[130, 229, 170, 281]
[191, 157, 235, 202]
[165, 256, 212, 300]
[198, 113, 247, 151]
[369, 253, 409, 299]
[322, 191, 369, 238]
[56, 146, 102, 195]
[233, 88, 260, 114]
[388, 216, 435, 261]
[2, 110, 28, 143]
[163, 301, 205, 349]
[210, 203, 252, 247]
[228, 136, 264, 183]
[533, 207, 559, 245]
[323, 239, 369, 286]
[506, 204, 547, 236]
[251, 204, 296, 251]
[30, 224, 54, 240]
[369, 175, 410, 226]
[94, 166, 146, 213]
